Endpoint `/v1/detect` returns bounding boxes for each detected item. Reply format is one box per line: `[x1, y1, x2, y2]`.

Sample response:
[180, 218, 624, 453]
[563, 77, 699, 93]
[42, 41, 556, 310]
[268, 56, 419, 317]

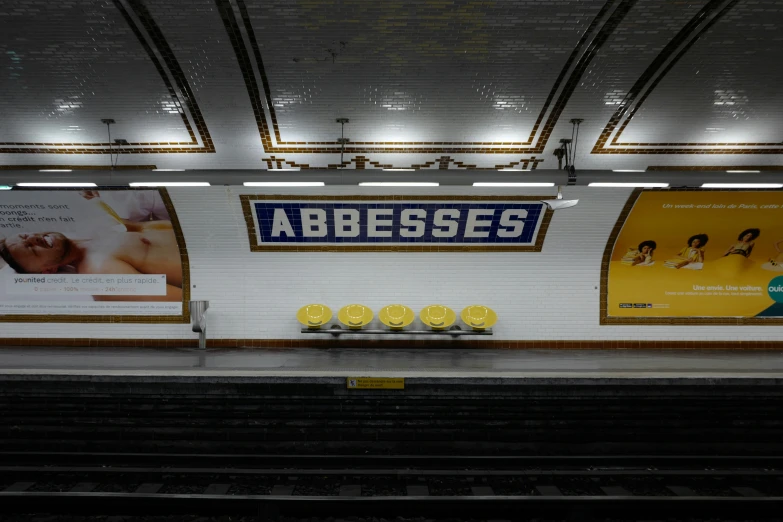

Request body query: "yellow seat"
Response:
[338, 304, 374, 329]
[419, 304, 456, 330]
[296, 304, 333, 329]
[460, 305, 498, 330]
[379, 304, 415, 330]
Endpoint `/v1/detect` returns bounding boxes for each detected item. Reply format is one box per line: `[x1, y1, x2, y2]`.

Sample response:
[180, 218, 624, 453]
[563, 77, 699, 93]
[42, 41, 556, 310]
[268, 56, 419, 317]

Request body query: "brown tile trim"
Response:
[593, 0, 782, 154]
[261, 155, 544, 171]
[121, 0, 214, 152]
[0, 165, 157, 170]
[0, 188, 190, 324]
[0, 1, 214, 154]
[215, 0, 274, 152]
[599, 188, 641, 325]
[599, 188, 783, 325]
[159, 187, 192, 322]
[218, 0, 632, 154]
[240, 195, 553, 253]
[2, 337, 783, 350]
[647, 166, 783, 171]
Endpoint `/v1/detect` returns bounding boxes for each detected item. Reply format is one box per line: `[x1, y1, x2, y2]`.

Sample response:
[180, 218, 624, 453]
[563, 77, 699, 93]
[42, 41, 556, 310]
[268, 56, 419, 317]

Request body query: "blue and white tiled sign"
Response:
[245, 198, 549, 250]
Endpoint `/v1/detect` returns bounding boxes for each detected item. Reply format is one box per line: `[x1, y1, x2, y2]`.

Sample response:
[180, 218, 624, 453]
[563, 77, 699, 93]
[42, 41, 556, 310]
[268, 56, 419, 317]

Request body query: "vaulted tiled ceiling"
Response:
[0, 0, 781, 171]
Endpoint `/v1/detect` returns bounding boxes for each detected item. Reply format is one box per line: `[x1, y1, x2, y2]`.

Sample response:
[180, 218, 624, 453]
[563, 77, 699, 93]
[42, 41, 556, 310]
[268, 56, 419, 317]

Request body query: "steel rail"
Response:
[1, 492, 782, 518]
[1, 465, 781, 477]
[2, 452, 783, 469]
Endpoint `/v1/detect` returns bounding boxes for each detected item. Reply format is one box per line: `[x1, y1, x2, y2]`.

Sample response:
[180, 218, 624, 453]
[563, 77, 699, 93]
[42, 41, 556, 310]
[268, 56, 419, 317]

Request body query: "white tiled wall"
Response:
[2, 186, 783, 342]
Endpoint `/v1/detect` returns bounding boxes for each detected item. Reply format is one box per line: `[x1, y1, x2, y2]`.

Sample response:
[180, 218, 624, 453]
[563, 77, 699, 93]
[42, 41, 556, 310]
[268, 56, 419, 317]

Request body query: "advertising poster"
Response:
[604, 190, 783, 323]
[241, 195, 552, 252]
[0, 189, 189, 322]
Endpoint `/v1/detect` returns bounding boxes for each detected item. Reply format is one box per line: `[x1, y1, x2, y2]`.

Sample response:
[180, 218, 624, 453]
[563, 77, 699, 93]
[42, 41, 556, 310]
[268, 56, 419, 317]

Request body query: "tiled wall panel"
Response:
[2, 0, 781, 171]
[2, 186, 783, 342]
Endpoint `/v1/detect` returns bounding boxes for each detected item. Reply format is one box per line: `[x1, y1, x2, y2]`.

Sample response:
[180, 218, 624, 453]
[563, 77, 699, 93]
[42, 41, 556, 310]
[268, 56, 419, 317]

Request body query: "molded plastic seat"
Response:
[420, 304, 456, 330]
[338, 304, 374, 329]
[296, 304, 333, 329]
[379, 304, 415, 330]
[460, 304, 498, 330]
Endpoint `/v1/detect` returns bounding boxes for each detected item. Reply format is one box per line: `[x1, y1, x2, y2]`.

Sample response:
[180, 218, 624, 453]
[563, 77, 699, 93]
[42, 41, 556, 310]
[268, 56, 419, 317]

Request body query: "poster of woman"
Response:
[0, 189, 188, 321]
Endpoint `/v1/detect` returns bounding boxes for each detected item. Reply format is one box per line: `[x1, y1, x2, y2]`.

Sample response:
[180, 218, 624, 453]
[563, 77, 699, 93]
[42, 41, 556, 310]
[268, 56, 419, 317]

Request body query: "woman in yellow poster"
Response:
[722, 228, 760, 258]
[762, 239, 783, 272]
[664, 234, 708, 270]
[621, 240, 657, 266]
[708, 228, 760, 276]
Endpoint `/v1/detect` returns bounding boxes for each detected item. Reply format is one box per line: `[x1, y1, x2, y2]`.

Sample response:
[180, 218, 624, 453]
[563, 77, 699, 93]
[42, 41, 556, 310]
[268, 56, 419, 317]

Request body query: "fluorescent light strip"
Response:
[129, 182, 210, 187]
[612, 169, 646, 172]
[152, 169, 186, 172]
[244, 182, 324, 187]
[499, 168, 531, 171]
[359, 182, 439, 187]
[38, 169, 73, 172]
[473, 182, 555, 187]
[589, 182, 669, 188]
[0, 185, 12, 191]
[726, 170, 761, 173]
[17, 182, 97, 187]
[702, 183, 782, 189]
[382, 168, 415, 171]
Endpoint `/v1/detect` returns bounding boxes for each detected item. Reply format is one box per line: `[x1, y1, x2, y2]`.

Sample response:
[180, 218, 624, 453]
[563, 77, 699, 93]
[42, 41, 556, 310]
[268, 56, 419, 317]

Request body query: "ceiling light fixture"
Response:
[589, 182, 669, 188]
[540, 186, 579, 210]
[17, 182, 98, 187]
[612, 169, 646, 172]
[701, 183, 782, 189]
[725, 170, 761, 173]
[473, 182, 555, 187]
[499, 168, 531, 172]
[38, 169, 73, 172]
[244, 182, 325, 187]
[0, 185, 13, 191]
[359, 182, 439, 187]
[129, 182, 210, 187]
[382, 168, 415, 171]
[152, 169, 186, 172]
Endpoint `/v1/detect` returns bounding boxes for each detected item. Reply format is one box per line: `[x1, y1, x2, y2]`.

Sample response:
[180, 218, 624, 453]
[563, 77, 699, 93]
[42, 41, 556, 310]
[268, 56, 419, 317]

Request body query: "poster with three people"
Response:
[606, 190, 783, 322]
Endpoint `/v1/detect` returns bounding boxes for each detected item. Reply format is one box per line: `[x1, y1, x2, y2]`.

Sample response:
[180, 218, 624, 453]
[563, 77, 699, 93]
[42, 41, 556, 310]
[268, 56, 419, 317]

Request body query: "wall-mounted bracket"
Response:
[301, 325, 493, 338]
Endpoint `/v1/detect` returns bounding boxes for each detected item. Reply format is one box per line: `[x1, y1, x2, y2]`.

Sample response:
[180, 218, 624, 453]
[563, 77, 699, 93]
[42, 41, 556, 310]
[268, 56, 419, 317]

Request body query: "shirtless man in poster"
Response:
[0, 220, 182, 302]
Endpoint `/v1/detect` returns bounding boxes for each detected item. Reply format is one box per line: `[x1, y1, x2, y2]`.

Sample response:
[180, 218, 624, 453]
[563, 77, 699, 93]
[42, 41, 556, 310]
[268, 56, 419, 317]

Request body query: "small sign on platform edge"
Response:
[347, 377, 405, 390]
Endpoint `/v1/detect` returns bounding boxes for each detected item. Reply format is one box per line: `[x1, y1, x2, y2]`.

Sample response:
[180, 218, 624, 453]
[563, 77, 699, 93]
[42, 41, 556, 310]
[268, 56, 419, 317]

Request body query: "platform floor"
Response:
[0, 346, 782, 381]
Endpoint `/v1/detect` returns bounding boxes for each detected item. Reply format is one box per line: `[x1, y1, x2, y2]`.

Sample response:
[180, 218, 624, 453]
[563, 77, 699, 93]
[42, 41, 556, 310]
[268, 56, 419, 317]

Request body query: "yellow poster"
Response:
[605, 190, 783, 323]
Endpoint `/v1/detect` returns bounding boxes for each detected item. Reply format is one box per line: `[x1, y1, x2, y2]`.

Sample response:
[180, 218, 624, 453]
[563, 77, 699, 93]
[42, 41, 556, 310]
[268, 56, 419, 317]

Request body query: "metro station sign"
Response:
[241, 195, 552, 252]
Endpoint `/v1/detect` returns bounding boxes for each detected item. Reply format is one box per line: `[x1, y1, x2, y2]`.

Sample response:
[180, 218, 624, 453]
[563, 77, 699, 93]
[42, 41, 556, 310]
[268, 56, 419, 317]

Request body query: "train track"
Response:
[2, 453, 783, 518]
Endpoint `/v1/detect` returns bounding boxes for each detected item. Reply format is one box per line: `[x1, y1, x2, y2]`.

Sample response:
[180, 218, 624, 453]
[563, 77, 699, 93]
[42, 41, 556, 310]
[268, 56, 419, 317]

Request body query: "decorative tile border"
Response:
[0, 0, 214, 154]
[240, 195, 553, 252]
[260, 155, 545, 170]
[217, 0, 634, 154]
[599, 188, 783, 325]
[592, 0, 783, 155]
[0, 188, 190, 324]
